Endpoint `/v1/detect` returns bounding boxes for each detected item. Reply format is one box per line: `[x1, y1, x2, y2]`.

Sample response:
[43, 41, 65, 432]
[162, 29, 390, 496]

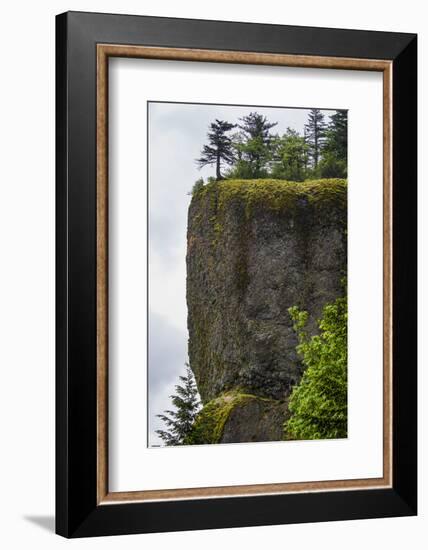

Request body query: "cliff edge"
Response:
[186, 178, 347, 443]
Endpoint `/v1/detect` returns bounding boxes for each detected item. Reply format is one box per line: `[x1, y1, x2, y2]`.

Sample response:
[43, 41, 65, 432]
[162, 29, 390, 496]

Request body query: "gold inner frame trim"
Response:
[96, 44, 393, 505]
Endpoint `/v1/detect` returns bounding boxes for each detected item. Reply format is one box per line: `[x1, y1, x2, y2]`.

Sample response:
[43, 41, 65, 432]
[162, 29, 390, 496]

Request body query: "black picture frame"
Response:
[56, 11, 417, 538]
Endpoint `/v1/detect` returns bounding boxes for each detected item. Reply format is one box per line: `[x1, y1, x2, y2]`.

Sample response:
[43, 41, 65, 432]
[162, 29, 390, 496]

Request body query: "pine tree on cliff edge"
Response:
[196, 119, 236, 180]
[236, 112, 278, 178]
[305, 108, 327, 169]
[156, 364, 201, 446]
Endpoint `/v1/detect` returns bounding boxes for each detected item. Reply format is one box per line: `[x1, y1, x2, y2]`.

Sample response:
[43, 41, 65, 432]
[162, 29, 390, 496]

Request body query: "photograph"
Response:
[148, 102, 348, 447]
[52, 8, 417, 540]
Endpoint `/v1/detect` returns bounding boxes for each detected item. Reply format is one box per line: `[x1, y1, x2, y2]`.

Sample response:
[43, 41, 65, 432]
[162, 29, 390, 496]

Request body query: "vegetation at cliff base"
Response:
[285, 291, 348, 440]
[155, 364, 201, 446]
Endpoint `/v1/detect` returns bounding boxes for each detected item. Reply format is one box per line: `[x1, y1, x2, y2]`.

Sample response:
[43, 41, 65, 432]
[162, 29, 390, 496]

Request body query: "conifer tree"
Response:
[271, 128, 309, 181]
[156, 364, 201, 446]
[238, 111, 278, 142]
[304, 108, 327, 169]
[303, 127, 310, 171]
[319, 110, 348, 178]
[233, 112, 278, 178]
[325, 110, 348, 163]
[196, 119, 236, 180]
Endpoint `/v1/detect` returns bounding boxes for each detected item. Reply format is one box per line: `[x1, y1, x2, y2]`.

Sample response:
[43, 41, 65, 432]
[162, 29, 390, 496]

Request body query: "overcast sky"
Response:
[148, 101, 338, 446]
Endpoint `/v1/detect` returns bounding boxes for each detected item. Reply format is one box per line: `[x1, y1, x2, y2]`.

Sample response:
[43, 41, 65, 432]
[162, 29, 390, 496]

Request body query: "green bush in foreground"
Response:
[285, 291, 347, 440]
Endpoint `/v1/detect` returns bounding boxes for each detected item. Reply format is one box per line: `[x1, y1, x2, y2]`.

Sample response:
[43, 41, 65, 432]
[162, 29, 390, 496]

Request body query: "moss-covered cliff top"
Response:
[187, 177, 348, 405]
[192, 178, 347, 215]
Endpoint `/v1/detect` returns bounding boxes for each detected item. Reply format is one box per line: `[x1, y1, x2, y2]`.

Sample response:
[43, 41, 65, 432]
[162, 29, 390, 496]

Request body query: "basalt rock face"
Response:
[184, 391, 290, 445]
[186, 179, 347, 443]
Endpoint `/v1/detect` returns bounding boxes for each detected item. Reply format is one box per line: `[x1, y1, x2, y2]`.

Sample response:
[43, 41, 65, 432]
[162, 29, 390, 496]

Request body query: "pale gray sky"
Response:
[148, 101, 338, 446]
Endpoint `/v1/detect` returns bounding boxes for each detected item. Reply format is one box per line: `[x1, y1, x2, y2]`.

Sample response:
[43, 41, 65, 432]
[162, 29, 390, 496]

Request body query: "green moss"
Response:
[191, 178, 346, 249]
[184, 391, 276, 445]
[192, 178, 346, 294]
[187, 178, 347, 405]
[193, 178, 346, 215]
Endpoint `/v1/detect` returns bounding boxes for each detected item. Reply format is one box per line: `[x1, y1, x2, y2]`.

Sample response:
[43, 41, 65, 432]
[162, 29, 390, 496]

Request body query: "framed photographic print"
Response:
[56, 11, 417, 538]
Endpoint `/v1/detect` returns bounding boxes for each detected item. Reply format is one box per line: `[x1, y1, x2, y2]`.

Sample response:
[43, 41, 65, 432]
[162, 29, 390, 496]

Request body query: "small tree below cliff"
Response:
[285, 291, 347, 440]
[156, 364, 201, 446]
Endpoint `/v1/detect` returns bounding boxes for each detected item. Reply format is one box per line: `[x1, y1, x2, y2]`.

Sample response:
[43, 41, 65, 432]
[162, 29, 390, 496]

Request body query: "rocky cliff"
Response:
[186, 179, 347, 444]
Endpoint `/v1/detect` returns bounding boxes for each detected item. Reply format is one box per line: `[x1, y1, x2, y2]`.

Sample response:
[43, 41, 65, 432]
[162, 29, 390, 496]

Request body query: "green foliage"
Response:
[228, 136, 272, 179]
[190, 177, 205, 195]
[196, 119, 236, 179]
[156, 364, 201, 446]
[304, 108, 327, 169]
[226, 159, 259, 179]
[238, 111, 277, 142]
[197, 109, 347, 181]
[228, 112, 278, 179]
[318, 152, 347, 179]
[194, 178, 347, 222]
[321, 110, 348, 178]
[285, 291, 348, 440]
[325, 110, 348, 161]
[271, 128, 310, 181]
